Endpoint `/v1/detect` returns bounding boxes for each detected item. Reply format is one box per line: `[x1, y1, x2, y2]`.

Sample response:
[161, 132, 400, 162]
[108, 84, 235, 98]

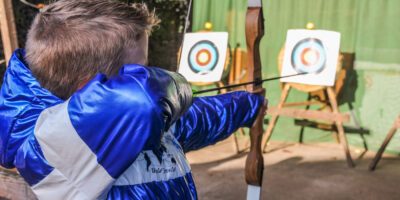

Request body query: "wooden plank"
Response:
[295, 120, 334, 130]
[0, 166, 17, 174]
[267, 107, 350, 122]
[0, 169, 36, 200]
[282, 100, 325, 107]
[0, 0, 18, 65]
[294, 120, 371, 134]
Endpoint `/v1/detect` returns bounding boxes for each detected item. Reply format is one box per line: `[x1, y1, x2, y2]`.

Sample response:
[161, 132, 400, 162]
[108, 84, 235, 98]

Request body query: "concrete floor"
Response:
[187, 136, 400, 200]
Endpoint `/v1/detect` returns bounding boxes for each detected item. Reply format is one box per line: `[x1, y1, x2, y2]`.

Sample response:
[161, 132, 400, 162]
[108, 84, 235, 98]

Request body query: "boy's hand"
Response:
[145, 67, 193, 130]
[120, 65, 193, 131]
[262, 98, 268, 116]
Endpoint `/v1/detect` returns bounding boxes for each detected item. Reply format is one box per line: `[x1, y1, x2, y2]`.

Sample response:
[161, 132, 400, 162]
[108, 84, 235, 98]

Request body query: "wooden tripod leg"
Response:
[217, 81, 228, 94]
[369, 117, 400, 171]
[238, 127, 246, 136]
[326, 102, 340, 144]
[0, 0, 19, 65]
[327, 87, 354, 168]
[261, 84, 291, 152]
[231, 133, 240, 154]
[299, 94, 311, 143]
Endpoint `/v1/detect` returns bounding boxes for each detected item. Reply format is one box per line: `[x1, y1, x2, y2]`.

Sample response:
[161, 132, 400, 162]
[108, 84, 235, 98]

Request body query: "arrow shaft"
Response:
[193, 72, 306, 95]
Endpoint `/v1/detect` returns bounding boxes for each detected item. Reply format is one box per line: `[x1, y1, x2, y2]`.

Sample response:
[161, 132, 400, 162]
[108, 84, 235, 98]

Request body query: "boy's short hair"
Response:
[25, 0, 159, 99]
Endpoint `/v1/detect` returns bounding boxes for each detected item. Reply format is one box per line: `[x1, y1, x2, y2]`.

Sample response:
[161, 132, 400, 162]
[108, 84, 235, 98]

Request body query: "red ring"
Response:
[196, 49, 211, 66]
[300, 47, 320, 66]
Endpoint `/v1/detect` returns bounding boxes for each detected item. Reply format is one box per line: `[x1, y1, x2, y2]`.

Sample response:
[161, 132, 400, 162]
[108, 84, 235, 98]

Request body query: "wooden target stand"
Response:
[261, 45, 355, 168]
[0, 0, 18, 65]
[369, 115, 400, 171]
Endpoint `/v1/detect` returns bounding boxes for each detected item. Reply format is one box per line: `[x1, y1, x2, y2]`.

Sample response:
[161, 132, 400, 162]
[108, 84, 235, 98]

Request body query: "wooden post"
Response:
[0, 0, 19, 65]
[369, 115, 400, 171]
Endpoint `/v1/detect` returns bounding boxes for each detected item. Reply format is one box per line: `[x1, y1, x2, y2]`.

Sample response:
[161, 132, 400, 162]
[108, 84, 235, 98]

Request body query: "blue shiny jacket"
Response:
[0, 49, 264, 200]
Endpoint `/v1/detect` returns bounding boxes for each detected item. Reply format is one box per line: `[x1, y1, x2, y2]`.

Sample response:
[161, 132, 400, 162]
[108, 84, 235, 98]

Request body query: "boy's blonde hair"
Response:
[25, 0, 159, 99]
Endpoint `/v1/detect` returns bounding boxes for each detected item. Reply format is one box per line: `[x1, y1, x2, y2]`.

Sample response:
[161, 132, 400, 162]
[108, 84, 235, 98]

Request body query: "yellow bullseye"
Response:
[304, 51, 317, 64]
[198, 52, 209, 63]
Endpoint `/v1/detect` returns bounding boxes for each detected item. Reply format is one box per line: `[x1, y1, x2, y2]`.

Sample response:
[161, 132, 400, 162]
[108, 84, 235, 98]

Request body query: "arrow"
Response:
[193, 72, 307, 95]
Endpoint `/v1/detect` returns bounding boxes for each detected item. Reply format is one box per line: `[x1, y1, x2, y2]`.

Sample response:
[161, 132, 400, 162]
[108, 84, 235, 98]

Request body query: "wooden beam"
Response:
[295, 120, 334, 130]
[282, 100, 326, 107]
[0, 169, 36, 199]
[0, 166, 17, 174]
[0, 0, 18, 65]
[294, 119, 370, 134]
[267, 107, 350, 123]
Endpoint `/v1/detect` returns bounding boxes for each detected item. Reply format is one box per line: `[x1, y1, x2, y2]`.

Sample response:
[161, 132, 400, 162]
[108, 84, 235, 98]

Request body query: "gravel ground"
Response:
[187, 136, 400, 200]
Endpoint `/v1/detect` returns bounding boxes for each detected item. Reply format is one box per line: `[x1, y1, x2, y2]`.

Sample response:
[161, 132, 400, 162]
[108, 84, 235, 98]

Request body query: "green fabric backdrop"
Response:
[192, 0, 400, 154]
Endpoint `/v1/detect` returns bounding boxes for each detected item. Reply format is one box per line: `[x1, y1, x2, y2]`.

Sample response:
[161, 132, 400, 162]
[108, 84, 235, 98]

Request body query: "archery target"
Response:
[178, 32, 228, 83]
[281, 29, 341, 86]
[291, 38, 326, 74]
[188, 40, 219, 74]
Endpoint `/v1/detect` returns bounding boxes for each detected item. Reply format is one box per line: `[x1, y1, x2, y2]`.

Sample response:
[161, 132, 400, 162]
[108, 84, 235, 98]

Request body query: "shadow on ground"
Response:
[188, 139, 400, 200]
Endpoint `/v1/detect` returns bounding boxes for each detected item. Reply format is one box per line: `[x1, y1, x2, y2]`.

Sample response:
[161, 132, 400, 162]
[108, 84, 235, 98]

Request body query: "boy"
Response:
[0, 0, 266, 199]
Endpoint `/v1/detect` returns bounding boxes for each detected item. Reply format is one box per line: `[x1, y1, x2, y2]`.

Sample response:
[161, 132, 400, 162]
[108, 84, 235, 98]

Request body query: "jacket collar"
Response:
[1, 49, 62, 105]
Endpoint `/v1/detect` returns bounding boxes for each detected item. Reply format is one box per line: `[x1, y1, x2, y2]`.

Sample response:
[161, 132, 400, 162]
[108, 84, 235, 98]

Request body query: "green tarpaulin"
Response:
[192, 0, 400, 154]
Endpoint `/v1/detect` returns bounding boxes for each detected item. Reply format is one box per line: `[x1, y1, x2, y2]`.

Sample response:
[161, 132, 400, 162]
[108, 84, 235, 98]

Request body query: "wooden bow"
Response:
[244, 0, 265, 199]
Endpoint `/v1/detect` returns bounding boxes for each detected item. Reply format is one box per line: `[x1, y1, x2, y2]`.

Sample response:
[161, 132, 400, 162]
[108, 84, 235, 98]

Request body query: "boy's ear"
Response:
[77, 79, 91, 91]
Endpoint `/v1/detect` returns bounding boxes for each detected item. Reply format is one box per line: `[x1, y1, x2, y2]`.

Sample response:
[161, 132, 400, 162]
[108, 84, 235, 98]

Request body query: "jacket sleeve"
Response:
[14, 64, 192, 198]
[173, 91, 265, 152]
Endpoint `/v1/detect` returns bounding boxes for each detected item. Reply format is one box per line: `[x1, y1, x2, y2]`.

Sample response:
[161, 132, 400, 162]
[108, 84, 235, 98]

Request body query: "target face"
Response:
[291, 38, 326, 74]
[178, 32, 228, 83]
[188, 40, 219, 74]
[280, 29, 341, 86]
